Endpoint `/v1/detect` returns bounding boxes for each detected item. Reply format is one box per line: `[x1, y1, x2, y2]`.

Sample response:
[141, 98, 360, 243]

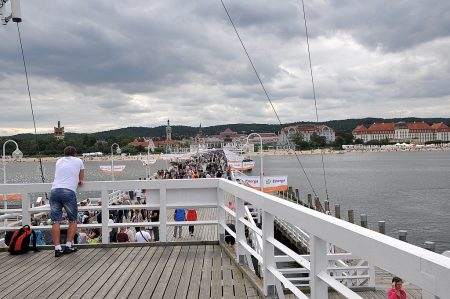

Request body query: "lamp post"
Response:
[2, 140, 23, 226]
[110, 143, 121, 181]
[246, 133, 263, 193]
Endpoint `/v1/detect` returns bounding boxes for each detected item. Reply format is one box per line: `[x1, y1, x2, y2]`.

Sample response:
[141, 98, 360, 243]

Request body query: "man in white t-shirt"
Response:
[134, 188, 142, 203]
[135, 227, 151, 242]
[50, 146, 85, 257]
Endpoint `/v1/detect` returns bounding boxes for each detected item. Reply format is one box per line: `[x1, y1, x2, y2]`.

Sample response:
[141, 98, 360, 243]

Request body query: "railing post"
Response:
[22, 194, 31, 226]
[360, 214, 368, 228]
[262, 211, 276, 298]
[348, 209, 354, 223]
[235, 196, 246, 265]
[378, 221, 385, 234]
[310, 235, 328, 299]
[334, 204, 341, 219]
[217, 189, 225, 242]
[159, 187, 167, 242]
[398, 230, 407, 242]
[101, 190, 109, 244]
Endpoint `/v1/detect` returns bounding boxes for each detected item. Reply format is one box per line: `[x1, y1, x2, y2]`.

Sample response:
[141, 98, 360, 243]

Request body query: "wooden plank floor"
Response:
[0, 245, 260, 299]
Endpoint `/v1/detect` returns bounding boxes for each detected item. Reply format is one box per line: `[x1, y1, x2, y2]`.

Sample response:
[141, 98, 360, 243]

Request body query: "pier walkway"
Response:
[1, 179, 449, 298]
[0, 244, 259, 299]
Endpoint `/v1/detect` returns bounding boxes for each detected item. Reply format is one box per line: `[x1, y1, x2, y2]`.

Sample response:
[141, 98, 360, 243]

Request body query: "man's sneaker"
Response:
[55, 249, 64, 257]
[63, 246, 78, 254]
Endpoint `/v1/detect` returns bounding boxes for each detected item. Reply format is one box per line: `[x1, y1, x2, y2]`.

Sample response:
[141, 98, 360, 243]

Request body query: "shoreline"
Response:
[13, 146, 450, 163]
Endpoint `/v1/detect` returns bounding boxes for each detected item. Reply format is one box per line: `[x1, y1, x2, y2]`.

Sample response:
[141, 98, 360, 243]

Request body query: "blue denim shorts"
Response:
[50, 188, 78, 223]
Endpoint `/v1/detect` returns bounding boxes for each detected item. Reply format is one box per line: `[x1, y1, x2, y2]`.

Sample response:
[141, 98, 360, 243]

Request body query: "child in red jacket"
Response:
[186, 209, 197, 237]
[388, 277, 406, 299]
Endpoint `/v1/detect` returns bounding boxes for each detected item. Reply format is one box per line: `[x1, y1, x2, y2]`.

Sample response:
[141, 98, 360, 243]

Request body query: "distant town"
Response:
[57, 119, 450, 153]
[1, 118, 449, 157]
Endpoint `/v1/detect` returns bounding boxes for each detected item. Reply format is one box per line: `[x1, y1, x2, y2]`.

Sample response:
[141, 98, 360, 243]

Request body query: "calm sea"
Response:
[3, 151, 450, 252]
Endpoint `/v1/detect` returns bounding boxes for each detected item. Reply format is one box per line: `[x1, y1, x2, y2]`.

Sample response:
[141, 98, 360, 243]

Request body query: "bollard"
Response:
[324, 200, 330, 213]
[347, 210, 354, 223]
[314, 196, 321, 211]
[288, 186, 293, 195]
[295, 189, 300, 204]
[398, 230, 407, 242]
[334, 204, 341, 219]
[424, 241, 435, 252]
[360, 214, 368, 228]
[307, 194, 313, 209]
[378, 221, 386, 234]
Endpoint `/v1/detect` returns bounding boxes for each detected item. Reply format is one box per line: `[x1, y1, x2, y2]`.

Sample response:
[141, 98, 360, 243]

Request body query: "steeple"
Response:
[165, 119, 172, 153]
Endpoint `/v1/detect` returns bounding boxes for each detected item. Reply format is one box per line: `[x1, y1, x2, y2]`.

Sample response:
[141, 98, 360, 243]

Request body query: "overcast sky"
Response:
[1, 0, 449, 136]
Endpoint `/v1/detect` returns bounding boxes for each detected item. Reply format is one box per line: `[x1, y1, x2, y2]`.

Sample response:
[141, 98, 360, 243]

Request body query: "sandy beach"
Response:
[13, 145, 449, 163]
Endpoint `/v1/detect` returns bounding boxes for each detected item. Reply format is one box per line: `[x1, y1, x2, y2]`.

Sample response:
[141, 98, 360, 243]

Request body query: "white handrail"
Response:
[0, 179, 449, 299]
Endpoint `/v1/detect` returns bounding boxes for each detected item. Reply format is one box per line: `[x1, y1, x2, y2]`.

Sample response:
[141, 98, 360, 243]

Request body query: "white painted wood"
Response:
[263, 211, 276, 297]
[310, 235, 328, 299]
[235, 196, 246, 265]
[159, 187, 167, 242]
[22, 193, 30, 226]
[217, 188, 225, 241]
[101, 190, 109, 244]
[1, 178, 450, 298]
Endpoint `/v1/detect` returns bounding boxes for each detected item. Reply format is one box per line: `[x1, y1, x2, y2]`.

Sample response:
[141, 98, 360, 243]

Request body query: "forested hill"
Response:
[5, 117, 450, 140]
[92, 117, 450, 139]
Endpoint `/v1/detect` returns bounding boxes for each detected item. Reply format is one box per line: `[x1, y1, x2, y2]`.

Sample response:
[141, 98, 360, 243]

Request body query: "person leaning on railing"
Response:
[49, 146, 85, 257]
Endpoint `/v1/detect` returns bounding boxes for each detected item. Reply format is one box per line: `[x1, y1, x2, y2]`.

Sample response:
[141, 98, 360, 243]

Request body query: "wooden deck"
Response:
[0, 245, 260, 299]
[0, 206, 424, 299]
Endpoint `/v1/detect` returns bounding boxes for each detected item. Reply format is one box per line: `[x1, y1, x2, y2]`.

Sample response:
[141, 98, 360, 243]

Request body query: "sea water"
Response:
[3, 151, 450, 252]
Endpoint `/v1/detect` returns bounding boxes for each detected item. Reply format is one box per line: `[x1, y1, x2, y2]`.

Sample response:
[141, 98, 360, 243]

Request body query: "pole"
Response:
[259, 136, 263, 193]
[246, 133, 263, 192]
[111, 145, 115, 181]
[2, 145, 6, 227]
[146, 144, 150, 179]
[110, 143, 120, 181]
[2, 140, 22, 227]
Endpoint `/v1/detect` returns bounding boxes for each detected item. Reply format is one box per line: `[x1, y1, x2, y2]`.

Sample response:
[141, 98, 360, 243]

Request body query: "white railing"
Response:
[0, 179, 449, 298]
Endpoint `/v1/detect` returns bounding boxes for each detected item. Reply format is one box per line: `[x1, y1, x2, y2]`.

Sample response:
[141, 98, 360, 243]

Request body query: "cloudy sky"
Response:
[1, 0, 449, 136]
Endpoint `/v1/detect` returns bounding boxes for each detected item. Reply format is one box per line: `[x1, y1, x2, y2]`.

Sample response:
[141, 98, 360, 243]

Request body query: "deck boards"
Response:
[0, 207, 426, 299]
[0, 244, 260, 299]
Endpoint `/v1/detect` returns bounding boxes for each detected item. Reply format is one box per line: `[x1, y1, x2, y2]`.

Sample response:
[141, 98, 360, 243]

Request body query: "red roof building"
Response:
[352, 121, 450, 143]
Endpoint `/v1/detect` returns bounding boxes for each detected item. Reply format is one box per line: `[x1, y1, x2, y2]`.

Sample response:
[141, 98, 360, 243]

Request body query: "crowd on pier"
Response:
[31, 150, 230, 245]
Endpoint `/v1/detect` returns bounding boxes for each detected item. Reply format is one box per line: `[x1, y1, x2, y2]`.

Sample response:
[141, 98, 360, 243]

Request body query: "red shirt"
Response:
[117, 232, 129, 243]
[186, 209, 197, 221]
[388, 288, 406, 299]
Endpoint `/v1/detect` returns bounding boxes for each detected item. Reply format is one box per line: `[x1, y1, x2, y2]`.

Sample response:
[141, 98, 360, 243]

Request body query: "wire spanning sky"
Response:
[1, 0, 449, 136]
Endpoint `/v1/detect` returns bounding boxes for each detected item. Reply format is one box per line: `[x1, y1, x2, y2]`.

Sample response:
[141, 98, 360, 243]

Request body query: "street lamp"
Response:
[110, 143, 121, 181]
[2, 139, 23, 184]
[2, 140, 23, 226]
[146, 140, 155, 179]
[246, 133, 263, 193]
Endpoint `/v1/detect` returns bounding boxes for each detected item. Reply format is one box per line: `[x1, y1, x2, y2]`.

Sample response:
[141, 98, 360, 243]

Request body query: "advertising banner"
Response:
[235, 175, 288, 192]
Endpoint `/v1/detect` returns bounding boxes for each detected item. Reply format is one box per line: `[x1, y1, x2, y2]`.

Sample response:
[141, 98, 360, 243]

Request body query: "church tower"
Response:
[165, 119, 172, 153]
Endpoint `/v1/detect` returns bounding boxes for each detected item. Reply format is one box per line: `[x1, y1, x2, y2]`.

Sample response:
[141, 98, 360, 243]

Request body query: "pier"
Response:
[1, 179, 450, 298]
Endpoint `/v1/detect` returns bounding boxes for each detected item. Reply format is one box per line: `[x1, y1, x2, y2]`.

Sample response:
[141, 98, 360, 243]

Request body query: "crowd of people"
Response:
[30, 150, 230, 246]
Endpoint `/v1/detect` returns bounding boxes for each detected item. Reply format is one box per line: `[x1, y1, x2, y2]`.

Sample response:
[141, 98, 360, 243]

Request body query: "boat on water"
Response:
[223, 149, 255, 171]
[99, 165, 126, 174]
[141, 158, 157, 166]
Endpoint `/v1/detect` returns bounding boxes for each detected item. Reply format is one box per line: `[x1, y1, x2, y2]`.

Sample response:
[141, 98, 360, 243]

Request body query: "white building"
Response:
[279, 124, 336, 145]
[352, 121, 450, 143]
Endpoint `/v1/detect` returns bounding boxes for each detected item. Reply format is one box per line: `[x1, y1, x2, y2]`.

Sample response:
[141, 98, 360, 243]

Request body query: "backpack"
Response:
[7, 225, 39, 255]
